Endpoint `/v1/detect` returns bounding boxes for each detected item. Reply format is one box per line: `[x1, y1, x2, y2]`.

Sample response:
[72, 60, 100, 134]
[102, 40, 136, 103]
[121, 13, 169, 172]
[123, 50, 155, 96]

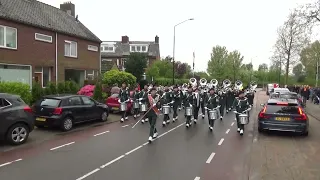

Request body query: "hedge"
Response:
[0, 82, 32, 105]
[102, 69, 136, 86]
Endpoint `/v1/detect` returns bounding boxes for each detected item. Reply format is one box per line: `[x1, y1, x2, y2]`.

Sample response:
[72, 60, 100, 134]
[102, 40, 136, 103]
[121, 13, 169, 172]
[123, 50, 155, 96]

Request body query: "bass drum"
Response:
[120, 102, 127, 112]
[185, 106, 193, 116]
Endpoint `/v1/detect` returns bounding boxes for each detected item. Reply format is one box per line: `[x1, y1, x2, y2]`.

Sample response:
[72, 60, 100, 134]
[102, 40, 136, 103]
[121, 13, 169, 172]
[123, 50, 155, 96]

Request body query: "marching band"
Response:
[118, 78, 258, 143]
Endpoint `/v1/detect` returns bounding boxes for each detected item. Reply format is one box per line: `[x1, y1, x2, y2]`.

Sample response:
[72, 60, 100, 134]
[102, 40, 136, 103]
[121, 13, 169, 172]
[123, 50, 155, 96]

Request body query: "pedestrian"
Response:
[145, 88, 161, 143]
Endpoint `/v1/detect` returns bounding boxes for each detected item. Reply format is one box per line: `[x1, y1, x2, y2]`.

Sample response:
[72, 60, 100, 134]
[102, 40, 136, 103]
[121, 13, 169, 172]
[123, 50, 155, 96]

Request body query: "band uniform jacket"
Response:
[193, 92, 201, 107]
[206, 94, 219, 109]
[200, 92, 208, 105]
[183, 92, 194, 107]
[119, 89, 129, 102]
[232, 97, 250, 113]
[146, 94, 161, 117]
[132, 90, 140, 101]
[172, 91, 181, 106]
[139, 89, 148, 103]
[161, 90, 173, 105]
[219, 92, 227, 105]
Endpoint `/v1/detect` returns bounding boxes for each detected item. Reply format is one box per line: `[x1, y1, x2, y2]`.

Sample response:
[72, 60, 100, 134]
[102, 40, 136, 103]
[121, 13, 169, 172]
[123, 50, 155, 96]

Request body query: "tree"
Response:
[292, 63, 304, 78]
[258, 63, 268, 71]
[300, 40, 320, 83]
[175, 62, 188, 78]
[194, 71, 209, 79]
[207, 46, 229, 81]
[273, 11, 309, 84]
[146, 65, 160, 79]
[102, 69, 136, 86]
[226, 50, 243, 82]
[124, 52, 147, 81]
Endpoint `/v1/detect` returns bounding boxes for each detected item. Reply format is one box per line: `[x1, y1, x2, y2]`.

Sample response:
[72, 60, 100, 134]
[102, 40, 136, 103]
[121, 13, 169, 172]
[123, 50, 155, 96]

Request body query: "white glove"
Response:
[139, 102, 142, 105]
[139, 98, 143, 101]
[170, 101, 174, 104]
[118, 99, 121, 103]
[152, 103, 156, 107]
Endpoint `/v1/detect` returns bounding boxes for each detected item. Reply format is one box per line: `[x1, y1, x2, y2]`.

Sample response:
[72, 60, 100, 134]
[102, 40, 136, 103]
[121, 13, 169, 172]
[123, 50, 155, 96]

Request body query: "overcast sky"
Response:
[40, 0, 317, 71]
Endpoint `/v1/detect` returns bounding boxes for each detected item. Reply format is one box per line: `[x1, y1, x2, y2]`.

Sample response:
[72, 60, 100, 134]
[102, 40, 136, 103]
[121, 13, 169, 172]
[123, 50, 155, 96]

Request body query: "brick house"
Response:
[0, 0, 101, 87]
[100, 35, 160, 73]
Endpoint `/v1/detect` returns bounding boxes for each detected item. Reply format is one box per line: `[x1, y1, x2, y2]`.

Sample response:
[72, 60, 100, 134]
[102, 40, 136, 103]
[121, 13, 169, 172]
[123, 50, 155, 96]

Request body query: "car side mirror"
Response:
[260, 103, 265, 106]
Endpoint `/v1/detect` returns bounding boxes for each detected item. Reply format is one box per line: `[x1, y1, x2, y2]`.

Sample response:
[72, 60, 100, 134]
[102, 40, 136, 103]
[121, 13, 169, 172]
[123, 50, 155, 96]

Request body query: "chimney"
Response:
[121, 36, 129, 44]
[155, 35, 159, 44]
[60, 2, 75, 17]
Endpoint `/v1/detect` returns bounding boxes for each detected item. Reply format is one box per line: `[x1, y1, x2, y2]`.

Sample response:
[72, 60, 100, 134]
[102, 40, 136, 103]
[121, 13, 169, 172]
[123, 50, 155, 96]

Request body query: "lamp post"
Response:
[142, 73, 146, 80]
[172, 18, 194, 85]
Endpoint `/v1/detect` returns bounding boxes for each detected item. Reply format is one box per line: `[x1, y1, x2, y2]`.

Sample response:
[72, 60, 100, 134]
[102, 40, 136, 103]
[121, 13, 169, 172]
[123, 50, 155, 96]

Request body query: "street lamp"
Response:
[172, 18, 194, 85]
[142, 73, 146, 80]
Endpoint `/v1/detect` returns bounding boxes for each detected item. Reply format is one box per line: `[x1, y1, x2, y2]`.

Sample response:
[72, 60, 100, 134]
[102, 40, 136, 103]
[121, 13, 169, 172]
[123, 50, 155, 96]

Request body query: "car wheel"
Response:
[61, 117, 73, 131]
[301, 131, 309, 136]
[101, 111, 108, 122]
[6, 123, 29, 145]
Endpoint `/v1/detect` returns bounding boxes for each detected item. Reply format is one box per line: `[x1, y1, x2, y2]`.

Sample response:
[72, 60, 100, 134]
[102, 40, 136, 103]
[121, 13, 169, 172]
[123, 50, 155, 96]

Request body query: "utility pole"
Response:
[278, 57, 281, 86]
[316, 60, 319, 87]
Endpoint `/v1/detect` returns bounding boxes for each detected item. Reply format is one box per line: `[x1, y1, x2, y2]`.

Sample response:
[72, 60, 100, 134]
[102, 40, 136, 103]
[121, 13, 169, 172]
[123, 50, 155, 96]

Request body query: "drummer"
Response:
[232, 90, 250, 135]
[161, 86, 173, 126]
[132, 86, 141, 118]
[139, 85, 149, 123]
[206, 88, 219, 131]
[119, 82, 129, 122]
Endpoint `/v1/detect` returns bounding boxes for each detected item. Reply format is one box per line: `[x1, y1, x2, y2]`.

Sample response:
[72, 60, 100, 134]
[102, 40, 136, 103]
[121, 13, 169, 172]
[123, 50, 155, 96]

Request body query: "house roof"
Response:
[0, 0, 101, 43]
[101, 41, 160, 58]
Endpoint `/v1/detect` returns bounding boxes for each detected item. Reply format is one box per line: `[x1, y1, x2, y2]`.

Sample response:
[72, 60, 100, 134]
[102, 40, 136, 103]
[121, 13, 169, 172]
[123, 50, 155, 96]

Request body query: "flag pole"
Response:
[193, 51, 195, 77]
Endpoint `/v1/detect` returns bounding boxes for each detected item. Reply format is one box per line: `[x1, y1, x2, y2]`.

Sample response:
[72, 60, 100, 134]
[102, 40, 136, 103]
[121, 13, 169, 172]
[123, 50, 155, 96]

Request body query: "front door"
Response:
[34, 73, 42, 86]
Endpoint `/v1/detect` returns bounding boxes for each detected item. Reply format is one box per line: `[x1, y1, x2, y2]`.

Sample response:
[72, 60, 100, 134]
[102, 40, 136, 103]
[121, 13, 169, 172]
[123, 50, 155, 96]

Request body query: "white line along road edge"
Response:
[76, 122, 185, 180]
[0, 159, 22, 168]
[93, 131, 110, 137]
[50, 142, 75, 151]
[205, 152, 216, 164]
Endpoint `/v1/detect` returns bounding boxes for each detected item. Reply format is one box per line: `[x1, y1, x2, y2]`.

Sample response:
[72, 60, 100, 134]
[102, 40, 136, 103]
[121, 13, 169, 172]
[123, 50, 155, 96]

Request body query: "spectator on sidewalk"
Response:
[301, 85, 310, 106]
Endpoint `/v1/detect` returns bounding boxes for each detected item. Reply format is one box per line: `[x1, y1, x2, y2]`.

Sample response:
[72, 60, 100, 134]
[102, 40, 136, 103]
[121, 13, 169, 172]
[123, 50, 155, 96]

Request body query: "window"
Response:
[81, 96, 95, 105]
[0, 25, 17, 49]
[0, 98, 11, 108]
[102, 59, 112, 62]
[101, 45, 114, 52]
[64, 40, 77, 57]
[68, 97, 82, 106]
[266, 105, 300, 114]
[35, 33, 52, 43]
[142, 46, 146, 52]
[131, 46, 136, 52]
[130, 45, 148, 52]
[39, 98, 60, 107]
[136, 46, 141, 52]
[88, 45, 98, 52]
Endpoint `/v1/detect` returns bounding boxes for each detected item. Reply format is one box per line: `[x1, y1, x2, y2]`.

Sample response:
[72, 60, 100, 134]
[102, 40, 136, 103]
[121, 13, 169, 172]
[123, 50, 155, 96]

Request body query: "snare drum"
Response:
[239, 114, 249, 124]
[133, 101, 139, 109]
[208, 110, 218, 120]
[185, 106, 193, 116]
[162, 105, 170, 115]
[120, 102, 127, 112]
[140, 104, 147, 112]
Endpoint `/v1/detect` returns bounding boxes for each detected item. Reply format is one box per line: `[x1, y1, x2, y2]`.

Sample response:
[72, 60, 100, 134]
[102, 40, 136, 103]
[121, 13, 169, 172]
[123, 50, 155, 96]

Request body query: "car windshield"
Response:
[39, 98, 61, 107]
[280, 94, 298, 99]
[266, 105, 300, 114]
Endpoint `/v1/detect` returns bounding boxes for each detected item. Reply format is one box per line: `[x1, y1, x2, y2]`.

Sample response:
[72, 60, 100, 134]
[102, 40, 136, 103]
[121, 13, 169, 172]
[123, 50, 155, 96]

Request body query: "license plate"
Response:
[112, 107, 119, 110]
[275, 117, 290, 121]
[36, 117, 46, 121]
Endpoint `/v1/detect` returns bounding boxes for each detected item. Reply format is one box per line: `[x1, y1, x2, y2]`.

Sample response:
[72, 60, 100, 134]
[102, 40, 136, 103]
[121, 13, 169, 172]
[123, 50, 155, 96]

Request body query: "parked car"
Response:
[0, 93, 35, 145]
[258, 98, 308, 136]
[106, 92, 135, 114]
[33, 94, 109, 131]
[270, 92, 304, 107]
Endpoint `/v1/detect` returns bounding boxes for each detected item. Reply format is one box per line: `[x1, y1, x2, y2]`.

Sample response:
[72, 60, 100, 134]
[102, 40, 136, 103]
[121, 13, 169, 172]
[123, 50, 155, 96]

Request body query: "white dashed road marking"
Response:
[122, 124, 130, 127]
[76, 122, 185, 179]
[0, 158, 22, 168]
[231, 122, 235, 126]
[218, 138, 224, 145]
[226, 129, 230, 134]
[205, 152, 216, 163]
[50, 142, 75, 151]
[194, 177, 201, 180]
[93, 131, 110, 137]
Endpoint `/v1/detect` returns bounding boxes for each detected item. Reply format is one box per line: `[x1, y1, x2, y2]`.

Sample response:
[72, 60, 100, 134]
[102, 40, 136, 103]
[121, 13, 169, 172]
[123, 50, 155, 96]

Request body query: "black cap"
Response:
[239, 90, 244, 94]
[173, 86, 178, 89]
[150, 87, 157, 91]
[209, 88, 215, 91]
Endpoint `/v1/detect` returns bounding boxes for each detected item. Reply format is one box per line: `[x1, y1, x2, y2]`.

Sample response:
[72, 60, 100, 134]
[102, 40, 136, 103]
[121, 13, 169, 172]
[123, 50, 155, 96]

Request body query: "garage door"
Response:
[0, 64, 32, 86]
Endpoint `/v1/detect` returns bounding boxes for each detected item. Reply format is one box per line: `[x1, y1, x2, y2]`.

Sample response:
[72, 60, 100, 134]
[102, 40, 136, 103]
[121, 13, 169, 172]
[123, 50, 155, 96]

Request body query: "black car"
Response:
[258, 98, 308, 135]
[33, 94, 109, 131]
[0, 93, 35, 145]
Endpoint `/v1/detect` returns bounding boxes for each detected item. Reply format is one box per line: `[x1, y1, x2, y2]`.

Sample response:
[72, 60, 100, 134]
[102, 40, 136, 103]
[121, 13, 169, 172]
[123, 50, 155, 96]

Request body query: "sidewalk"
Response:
[305, 101, 320, 121]
[248, 92, 320, 180]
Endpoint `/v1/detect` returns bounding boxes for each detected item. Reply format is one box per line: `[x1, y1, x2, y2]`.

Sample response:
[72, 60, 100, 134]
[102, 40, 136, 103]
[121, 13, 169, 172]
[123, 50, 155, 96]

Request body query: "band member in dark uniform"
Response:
[139, 85, 149, 123]
[226, 89, 233, 113]
[246, 89, 254, 106]
[119, 83, 129, 122]
[161, 86, 173, 126]
[193, 88, 201, 123]
[145, 88, 161, 143]
[183, 85, 194, 128]
[172, 86, 181, 122]
[218, 90, 226, 120]
[132, 86, 141, 118]
[200, 88, 208, 119]
[232, 90, 250, 135]
[206, 88, 219, 131]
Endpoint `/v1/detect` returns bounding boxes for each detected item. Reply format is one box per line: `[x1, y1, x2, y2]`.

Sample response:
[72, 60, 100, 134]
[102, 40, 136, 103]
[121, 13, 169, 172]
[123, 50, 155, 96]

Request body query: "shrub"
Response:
[48, 82, 57, 94]
[31, 82, 43, 104]
[0, 82, 32, 105]
[102, 69, 136, 87]
[67, 81, 79, 94]
[93, 81, 103, 101]
[57, 82, 65, 94]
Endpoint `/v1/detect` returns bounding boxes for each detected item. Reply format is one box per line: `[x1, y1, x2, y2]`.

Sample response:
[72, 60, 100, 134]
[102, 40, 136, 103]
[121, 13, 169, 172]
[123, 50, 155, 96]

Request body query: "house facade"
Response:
[0, 0, 101, 87]
[100, 35, 160, 73]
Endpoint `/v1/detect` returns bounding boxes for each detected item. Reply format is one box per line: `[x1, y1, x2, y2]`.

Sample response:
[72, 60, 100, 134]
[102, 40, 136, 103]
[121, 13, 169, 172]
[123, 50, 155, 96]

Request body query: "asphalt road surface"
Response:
[1, 90, 319, 180]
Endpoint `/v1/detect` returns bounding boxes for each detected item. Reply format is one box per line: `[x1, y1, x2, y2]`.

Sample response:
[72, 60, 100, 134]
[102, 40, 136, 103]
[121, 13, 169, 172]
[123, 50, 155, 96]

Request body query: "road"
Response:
[1, 91, 320, 180]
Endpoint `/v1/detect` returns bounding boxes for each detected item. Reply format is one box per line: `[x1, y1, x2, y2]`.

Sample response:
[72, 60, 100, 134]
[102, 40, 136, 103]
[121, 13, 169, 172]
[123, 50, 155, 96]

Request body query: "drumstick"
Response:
[132, 107, 152, 128]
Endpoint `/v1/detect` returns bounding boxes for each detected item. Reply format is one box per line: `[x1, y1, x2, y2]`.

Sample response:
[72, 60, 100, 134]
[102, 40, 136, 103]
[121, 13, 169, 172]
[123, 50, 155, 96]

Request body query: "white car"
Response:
[270, 88, 290, 94]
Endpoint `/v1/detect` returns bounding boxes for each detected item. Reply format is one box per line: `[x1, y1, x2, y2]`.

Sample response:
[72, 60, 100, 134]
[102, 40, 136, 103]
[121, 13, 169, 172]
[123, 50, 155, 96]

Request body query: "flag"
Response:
[193, 52, 195, 70]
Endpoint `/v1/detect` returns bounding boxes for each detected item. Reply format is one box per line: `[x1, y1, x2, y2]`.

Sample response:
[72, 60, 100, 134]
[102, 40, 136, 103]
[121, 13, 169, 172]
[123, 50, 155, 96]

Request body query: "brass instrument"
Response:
[234, 80, 243, 90]
[189, 78, 197, 87]
[210, 79, 218, 88]
[223, 79, 231, 88]
[200, 78, 207, 87]
[250, 81, 257, 91]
